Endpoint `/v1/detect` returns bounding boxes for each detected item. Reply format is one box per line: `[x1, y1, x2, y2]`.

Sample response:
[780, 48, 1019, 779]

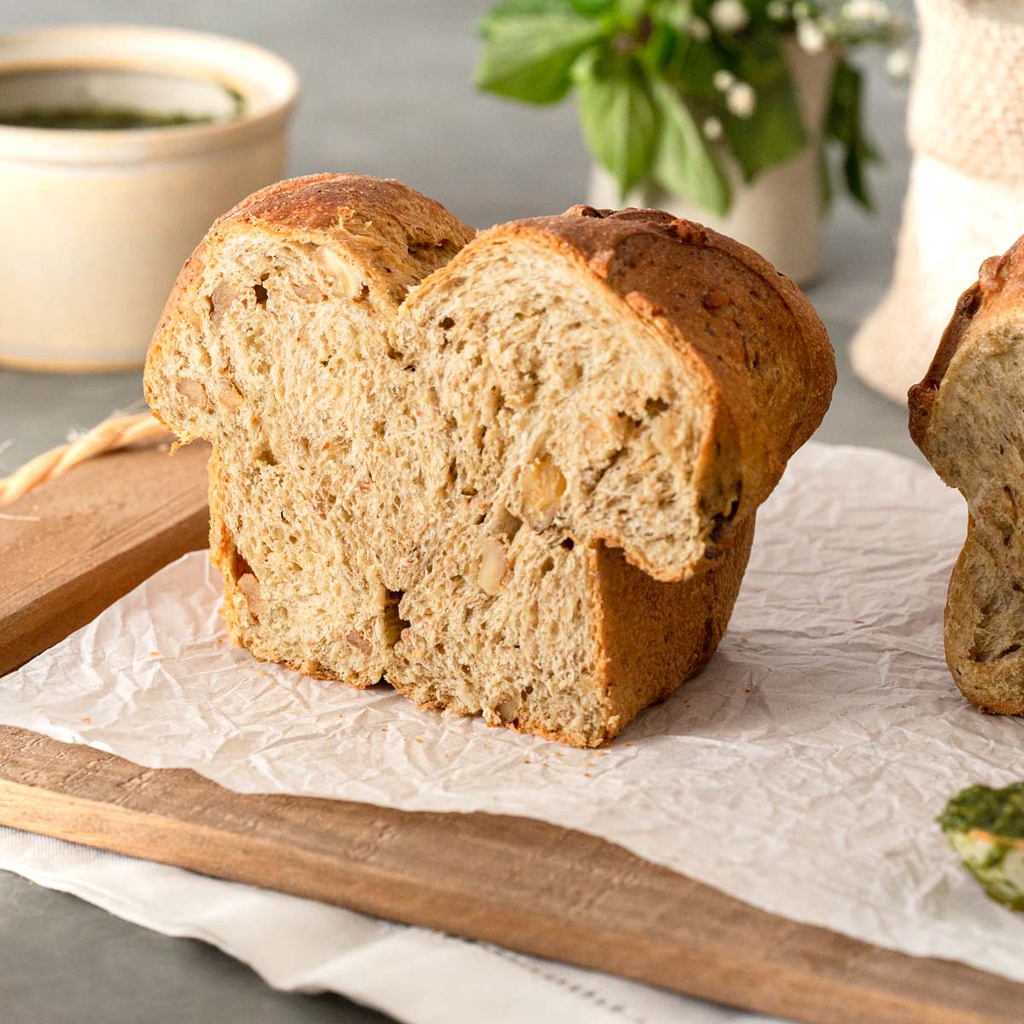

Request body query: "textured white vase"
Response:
[588, 46, 835, 284]
[851, 0, 1024, 404]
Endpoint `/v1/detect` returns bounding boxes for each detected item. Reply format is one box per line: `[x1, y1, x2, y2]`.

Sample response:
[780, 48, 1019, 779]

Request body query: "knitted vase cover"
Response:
[851, 0, 1024, 403]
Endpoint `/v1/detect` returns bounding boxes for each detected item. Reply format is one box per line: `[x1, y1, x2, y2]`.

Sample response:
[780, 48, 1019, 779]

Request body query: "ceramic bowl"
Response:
[0, 25, 299, 369]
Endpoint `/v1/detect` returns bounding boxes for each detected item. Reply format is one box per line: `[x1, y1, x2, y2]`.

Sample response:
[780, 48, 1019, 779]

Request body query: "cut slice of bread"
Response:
[145, 174, 834, 747]
[910, 236, 1024, 716]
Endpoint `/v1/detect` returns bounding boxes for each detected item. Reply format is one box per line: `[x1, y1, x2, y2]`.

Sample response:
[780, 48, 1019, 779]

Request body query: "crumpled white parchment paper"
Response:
[3, 441, 1023, 986]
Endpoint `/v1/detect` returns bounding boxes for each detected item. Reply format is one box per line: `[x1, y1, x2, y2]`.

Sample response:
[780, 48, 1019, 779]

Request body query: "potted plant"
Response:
[475, 0, 909, 282]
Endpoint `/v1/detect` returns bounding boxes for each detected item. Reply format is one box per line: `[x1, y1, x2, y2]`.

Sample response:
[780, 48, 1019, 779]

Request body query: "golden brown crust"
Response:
[593, 515, 756, 741]
[907, 286, 983, 451]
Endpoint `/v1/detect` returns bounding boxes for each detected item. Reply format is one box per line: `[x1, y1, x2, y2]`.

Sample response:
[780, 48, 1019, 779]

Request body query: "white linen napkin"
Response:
[2, 441, 1022, 1016]
[0, 827, 775, 1023]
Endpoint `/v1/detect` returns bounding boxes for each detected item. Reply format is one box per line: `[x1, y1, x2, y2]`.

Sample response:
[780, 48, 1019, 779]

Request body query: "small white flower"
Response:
[767, 0, 789, 19]
[886, 46, 912, 78]
[703, 116, 724, 141]
[842, 0, 891, 22]
[713, 69, 736, 91]
[689, 17, 711, 40]
[710, 0, 750, 33]
[726, 81, 756, 118]
[796, 18, 827, 53]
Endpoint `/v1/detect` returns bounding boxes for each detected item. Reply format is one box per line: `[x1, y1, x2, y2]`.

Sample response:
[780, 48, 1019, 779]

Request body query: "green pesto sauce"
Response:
[939, 782, 1024, 840]
[0, 106, 214, 130]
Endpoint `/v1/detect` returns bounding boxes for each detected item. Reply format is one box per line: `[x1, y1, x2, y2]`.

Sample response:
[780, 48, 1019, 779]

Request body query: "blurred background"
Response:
[0, 0, 919, 480]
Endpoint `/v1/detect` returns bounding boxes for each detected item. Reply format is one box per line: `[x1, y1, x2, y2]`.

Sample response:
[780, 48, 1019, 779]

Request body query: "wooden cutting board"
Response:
[0, 441, 1020, 1024]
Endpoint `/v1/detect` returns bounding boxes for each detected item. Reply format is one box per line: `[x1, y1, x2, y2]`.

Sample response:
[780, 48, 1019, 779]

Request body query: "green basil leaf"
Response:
[573, 51, 659, 197]
[615, 0, 651, 19]
[824, 57, 880, 209]
[568, 0, 617, 13]
[476, 7, 609, 105]
[723, 91, 806, 181]
[651, 0, 695, 26]
[729, 24, 787, 88]
[712, 28, 806, 181]
[649, 76, 731, 214]
[663, 36, 721, 100]
[641, 20, 678, 73]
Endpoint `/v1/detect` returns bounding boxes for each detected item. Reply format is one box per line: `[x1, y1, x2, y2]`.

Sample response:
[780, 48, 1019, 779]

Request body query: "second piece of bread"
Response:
[910, 234, 1024, 715]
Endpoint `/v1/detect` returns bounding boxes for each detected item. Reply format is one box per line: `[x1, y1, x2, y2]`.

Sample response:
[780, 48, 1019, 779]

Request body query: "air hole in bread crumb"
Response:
[540, 556, 554, 575]
[232, 549, 254, 582]
[561, 538, 575, 551]
[253, 282, 269, 306]
[383, 588, 410, 647]
[494, 508, 522, 544]
[645, 397, 669, 417]
[439, 316, 455, 330]
[256, 446, 278, 467]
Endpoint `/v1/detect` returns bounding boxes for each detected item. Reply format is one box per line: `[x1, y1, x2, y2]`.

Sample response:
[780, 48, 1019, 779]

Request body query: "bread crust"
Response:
[909, 235, 1024, 716]
[593, 516, 756, 739]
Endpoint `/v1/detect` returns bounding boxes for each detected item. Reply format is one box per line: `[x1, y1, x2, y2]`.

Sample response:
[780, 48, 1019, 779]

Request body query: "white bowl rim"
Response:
[0, 24, 299, 162]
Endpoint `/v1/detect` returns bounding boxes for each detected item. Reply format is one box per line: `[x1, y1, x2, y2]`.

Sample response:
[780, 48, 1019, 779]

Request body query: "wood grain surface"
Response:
[0, 439, 209, 677]
[0, 444, 1021, 1024]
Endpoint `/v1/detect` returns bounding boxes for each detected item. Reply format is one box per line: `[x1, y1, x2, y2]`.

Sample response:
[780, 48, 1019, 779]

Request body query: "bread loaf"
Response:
[144, 174, 835, 747]
[910, 236, 1024, 715]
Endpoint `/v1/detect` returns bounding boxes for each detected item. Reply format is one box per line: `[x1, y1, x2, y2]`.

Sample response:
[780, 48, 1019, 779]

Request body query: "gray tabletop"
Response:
[0, 2, 919, 1021]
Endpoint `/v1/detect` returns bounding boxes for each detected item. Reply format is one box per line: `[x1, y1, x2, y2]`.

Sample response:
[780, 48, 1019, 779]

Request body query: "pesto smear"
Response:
[939, 783, 1024, 840]
[939, 783, 1024, 912]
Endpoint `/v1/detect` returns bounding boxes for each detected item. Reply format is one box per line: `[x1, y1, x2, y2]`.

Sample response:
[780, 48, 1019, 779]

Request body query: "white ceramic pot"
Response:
[0, 25, 298, 370]
[589, 46, 835, 284]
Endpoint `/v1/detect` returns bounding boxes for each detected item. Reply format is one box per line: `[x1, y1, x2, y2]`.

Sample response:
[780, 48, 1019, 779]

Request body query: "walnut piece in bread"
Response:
[144, 174, 835, 747]
[910, 236, 1024, 716]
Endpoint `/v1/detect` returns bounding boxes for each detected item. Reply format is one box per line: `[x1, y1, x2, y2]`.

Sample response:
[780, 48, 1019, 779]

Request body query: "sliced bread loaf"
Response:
[145, 174, 834, 746]
[910, 236, 1024, 715]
